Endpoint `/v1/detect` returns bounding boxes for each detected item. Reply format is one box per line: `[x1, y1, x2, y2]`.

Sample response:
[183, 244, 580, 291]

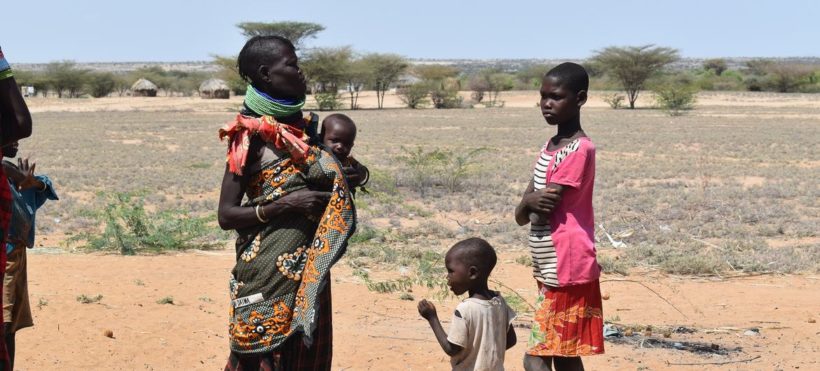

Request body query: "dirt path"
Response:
[13, 250, 819, 370]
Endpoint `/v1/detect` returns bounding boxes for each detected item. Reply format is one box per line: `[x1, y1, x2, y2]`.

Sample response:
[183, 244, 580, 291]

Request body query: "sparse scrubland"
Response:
[16, 92, 820, 370]
[28, 98, 817, 279]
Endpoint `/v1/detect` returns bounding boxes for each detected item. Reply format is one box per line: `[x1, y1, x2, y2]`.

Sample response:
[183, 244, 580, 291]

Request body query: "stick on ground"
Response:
[666, 355, 761, 366]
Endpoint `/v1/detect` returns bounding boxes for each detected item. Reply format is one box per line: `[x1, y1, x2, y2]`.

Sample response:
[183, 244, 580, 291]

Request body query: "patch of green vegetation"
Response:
[353, 250, 450, 299]
[156, 296, 175, 305]
[68, 191, 225, 255]
[77, 294, 103, 304]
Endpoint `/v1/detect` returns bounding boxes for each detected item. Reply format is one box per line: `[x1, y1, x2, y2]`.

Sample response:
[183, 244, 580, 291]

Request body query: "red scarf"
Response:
[219, 114, 311, 176]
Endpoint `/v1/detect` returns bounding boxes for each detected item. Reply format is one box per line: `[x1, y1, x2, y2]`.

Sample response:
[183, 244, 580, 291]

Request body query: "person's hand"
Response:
[522, 188, 561, 214]
[15, 157, 39, 191]
[417, 299, 438, 321]
[278, 189, 331, 217]
[342, 166, 362, 187]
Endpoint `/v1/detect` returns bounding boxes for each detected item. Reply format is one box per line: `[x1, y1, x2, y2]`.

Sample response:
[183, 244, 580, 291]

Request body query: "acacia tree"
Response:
[236, 21, 325, 48]
[360, 53, 408, 109]
[301, 47, 353, 93]
[592, 45, 679, 109]
[45, 61, 89, 98]
[86, 72, 117, 98]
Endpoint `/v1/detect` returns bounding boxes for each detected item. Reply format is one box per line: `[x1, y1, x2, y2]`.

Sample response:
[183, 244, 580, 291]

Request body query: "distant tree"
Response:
[360, 53, 408, 109]
[468, 74, 490, 103]
[212, 55, 246, 95]
[86, 72, 117, 98]
[486, 71, 515, 107]
[764, 63, 816, 93]
[592, 45, 679, 109]
[515, 64, 551, 89]
[236, 21, 325, 48]
[45, 61, 90, 98]
[744, 59, 772, 76]
[346, 58, 369, 109]
[703, 58, 728, 76]
[301, 46, 353, 93]
[113, 74, 131, 96]
[11, 70, 51, 97]
[414, 65, 460, 82]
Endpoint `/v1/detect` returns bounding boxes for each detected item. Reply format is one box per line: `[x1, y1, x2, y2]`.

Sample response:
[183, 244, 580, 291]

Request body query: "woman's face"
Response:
[260, 47, 307, 99]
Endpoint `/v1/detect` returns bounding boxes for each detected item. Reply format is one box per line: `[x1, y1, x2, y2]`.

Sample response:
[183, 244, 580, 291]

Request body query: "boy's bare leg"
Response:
[553, 356, 583, 371]
[524, 355, 552, 371]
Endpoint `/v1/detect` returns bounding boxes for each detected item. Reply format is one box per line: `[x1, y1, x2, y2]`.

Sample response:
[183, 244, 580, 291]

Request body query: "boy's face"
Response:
[260, 46, 307, 99]
[322, 121, 356, 161]
[539, 76, 585, 126]
[2, 141, 18, 158]
[444, 249, 473, 296]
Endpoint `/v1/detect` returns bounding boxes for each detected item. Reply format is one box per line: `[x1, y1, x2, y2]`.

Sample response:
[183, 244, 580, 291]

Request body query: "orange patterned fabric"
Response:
[527, 280, 605, 357]
[219, 114, 311, 176]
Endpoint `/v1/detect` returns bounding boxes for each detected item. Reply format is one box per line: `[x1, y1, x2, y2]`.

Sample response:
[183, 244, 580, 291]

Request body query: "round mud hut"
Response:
[199, 78, 230, 99]
[131, 78, 158, 97]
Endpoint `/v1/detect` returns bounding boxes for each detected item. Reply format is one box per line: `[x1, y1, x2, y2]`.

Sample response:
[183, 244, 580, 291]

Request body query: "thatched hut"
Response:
[131, 78, 158, 97]
[199, 78, 230, 99]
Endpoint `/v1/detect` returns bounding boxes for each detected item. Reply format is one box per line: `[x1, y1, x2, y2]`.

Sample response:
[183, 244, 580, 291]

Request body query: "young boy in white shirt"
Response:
[418, 238, 517, 370]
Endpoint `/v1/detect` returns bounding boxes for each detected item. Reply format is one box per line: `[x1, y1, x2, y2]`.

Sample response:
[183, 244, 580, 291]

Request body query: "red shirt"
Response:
[543, 137, 599, 286]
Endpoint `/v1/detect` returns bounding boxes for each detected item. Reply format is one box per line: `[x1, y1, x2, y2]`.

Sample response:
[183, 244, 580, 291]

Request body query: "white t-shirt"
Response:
[447, 295, 517, 371]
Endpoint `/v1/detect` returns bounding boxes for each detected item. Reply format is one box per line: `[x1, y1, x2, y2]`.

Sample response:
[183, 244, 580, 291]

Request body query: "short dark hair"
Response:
[320, 113, 356, 140]
[544, 62, 589, 94]
[450, 237, 497, 276]
[237, 35, 296, 86]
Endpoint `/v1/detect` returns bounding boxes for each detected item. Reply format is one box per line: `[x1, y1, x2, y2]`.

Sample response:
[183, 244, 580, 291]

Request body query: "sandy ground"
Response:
[13, 249, 819, 371]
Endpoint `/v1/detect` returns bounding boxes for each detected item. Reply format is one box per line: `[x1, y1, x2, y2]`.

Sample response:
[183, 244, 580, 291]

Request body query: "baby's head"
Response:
[320, 114, 357, 161]
[444, 238, 497, 295]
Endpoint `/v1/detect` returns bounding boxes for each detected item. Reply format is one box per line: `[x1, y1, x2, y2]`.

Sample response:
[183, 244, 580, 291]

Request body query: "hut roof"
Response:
[131, 78, 158, 91]
[199, 78, 230, 92]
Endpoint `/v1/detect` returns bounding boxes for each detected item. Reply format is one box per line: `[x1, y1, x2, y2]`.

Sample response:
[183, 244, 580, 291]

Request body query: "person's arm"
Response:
[506, 325, 517, 349]
[0, 48, 33, 144]
[217, 164, 331, 230]
[514, 179, 562, 226]
[13, 158, 45, 191]
[417, 299, 463, 357]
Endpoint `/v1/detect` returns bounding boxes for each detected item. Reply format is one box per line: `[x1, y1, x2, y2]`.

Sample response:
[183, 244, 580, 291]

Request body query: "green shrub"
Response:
[68, 192, 223, 255]
[602, 93, 625, 109]
[397, 83, 430, 109]
[314, 91, 343, 111]
[653, 83, 698, 116]
[430, 88, 463, 109]
[398, 146, 487, 194]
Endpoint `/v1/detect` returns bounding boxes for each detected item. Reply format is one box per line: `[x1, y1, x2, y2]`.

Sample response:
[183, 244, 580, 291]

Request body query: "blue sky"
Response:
[2, 0, 818, 63]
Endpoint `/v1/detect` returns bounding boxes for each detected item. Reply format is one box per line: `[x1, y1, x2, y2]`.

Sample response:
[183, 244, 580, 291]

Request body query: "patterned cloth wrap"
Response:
[222, 114, 356, 355]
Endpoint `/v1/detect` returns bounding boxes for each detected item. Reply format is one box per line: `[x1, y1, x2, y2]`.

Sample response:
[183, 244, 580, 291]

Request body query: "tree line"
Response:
[13, 21, 820, 107]
[13, 62, 211, 98]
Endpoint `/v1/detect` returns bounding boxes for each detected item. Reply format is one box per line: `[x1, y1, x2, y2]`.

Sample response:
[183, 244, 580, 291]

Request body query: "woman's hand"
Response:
[274, 189, 331, 218]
